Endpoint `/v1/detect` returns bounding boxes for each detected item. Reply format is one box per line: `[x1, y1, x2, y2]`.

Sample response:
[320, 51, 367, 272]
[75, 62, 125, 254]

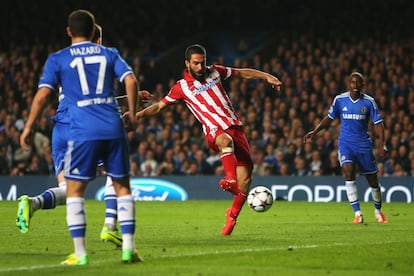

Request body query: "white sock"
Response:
[345, 181, 358, 202]
[371, 184, 382, 213]
[31, 197, 41, 211]
[32, 183, 66, 211]
[345, 180, 361, 214]
[56, 181, 67, 205]
[48, 186, 67, 206]
[66, 197, 87, 257]
[104, 177, 117, 229]
[117, 195, 135, 251]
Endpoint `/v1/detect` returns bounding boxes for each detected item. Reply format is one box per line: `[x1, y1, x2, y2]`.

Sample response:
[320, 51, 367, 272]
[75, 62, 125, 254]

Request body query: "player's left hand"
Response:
[303, 131, 315, 144]
[268, 76, 282, 91]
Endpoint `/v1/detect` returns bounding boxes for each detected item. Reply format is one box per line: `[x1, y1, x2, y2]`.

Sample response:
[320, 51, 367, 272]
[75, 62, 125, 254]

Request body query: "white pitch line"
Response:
[0, 240, 405, 273]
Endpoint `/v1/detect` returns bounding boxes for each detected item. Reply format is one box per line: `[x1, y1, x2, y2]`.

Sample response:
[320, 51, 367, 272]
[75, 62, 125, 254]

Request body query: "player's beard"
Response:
[189, 67, 206, 82]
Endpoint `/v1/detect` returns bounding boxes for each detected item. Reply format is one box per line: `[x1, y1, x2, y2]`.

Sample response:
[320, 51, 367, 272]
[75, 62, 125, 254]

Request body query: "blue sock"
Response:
[35, 186, 66, 210]
[40, 190, 55, 209]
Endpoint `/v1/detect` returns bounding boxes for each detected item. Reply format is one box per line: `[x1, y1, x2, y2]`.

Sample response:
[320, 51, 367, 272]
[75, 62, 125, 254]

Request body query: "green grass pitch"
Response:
[0, 200, 413, 275]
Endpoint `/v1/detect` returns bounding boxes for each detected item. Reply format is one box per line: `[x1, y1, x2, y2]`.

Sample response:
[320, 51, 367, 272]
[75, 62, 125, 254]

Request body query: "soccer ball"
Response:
[247, 186, 273, 212]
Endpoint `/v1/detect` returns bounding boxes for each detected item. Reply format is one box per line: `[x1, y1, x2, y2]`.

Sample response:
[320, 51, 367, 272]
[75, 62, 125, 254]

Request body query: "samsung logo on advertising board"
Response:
[95, 178, 188, 201]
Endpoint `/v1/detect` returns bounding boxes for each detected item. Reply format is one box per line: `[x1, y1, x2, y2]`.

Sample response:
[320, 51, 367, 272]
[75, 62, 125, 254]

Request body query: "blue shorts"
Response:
[64, 138, 130, 182]
[51, 122, 70, 176]
[338, 143, 378, 174]
[52, 122, 105, 176]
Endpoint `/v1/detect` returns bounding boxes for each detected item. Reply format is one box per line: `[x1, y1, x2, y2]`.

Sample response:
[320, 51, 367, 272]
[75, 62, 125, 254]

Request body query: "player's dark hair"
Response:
[349, 72, 365, 83]
[68, 9, 95, 38]
[91, 23, 102, 43]
[185, 44, 206, 61]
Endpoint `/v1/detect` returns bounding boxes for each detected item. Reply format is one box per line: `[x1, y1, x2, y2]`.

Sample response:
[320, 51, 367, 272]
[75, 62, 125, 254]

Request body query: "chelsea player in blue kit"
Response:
[16, 24, 124, 248]
[304, 72, 388, 224]
[20, 10, 141, 265]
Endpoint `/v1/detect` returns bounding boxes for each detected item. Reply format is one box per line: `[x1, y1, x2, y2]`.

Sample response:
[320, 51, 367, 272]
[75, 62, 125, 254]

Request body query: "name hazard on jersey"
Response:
[77, 96, 114, 107]
[70, 46, 101, 56]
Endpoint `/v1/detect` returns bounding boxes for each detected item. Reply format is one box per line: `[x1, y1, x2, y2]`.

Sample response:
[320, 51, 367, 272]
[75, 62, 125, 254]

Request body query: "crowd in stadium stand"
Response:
[1, 1, 414, 177]
[1, 30, 414, 177]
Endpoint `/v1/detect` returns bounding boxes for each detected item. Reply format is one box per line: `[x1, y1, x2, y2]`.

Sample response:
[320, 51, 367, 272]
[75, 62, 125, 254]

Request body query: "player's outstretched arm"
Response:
[303, 116, 333, 144]
[20, 87, 51, 150]
[234, 68, 282, 91]
[116, 90, 154, 105]
[136, 101, 167, 119]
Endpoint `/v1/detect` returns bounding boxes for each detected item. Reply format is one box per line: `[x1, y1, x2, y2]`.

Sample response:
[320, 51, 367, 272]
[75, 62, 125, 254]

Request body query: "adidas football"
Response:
[247, 186, 273, 212]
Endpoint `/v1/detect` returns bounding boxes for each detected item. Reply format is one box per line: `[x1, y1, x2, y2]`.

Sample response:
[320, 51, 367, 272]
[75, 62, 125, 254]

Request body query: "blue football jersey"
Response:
[328, 92, 382, 150]
[51, 87, 71, 124]
[39, 41, 131, 140]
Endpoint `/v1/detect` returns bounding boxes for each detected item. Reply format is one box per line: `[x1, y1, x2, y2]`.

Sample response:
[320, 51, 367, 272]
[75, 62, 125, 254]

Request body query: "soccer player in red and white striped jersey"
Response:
[136, 44, 281, 235]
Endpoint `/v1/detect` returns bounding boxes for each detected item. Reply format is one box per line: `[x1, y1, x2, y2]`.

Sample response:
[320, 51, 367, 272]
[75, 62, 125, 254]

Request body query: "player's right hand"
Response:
[303, 131, 314, 144]
[378, 144, 389, 160]
[20, 128, 33, 151]
[135, 111, 143, 119]
[122, 111, 134, 131]
[139, 90, 154, 103]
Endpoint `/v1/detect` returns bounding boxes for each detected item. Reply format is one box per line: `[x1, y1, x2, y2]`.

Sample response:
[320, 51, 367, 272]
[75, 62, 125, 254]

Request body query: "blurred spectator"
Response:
[140, 150, 158, 176]
[291, 156, 310, 176]
[2, 11, 414, 177]
[156, 149, 176, 175]
[0, 144, 10, 174]
[157, 125, 174, 150]
[263, 144, 277, 169]
[308, 150, 323, 176]
[377, 162, 385, 177]
[32, 131, 50, 158]
[252, 150, 271, 176]
[396, 144, 410, 172]
[302, 142, 314, 165]
[409, 159, 414, 177]
[205, 148, 222, 171]
[393, 163, 408, 177]
[10, 161, 28, 176]
[273, 150, 285, 175]
[283, 143, 297, 173]
[193, 149, 214, 175]
[131, 140, 148, 168]
[130, 159, 140, 176]
[278, 162, 289, 176]
[322, 150, 342, 176]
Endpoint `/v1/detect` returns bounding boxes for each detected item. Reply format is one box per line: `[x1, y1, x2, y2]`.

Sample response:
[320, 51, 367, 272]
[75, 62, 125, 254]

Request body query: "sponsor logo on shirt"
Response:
[341, 114, 366, 120]
[191, 77, 220, 95]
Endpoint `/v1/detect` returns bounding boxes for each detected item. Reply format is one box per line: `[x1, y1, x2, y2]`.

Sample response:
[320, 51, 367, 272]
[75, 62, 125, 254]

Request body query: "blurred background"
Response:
[1, 0, 414, 177]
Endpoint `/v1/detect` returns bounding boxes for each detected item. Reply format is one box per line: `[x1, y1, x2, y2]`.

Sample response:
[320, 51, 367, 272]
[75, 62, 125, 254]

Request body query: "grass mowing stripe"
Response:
[1, 200, 412, 275]
[1, 239, 411, 273]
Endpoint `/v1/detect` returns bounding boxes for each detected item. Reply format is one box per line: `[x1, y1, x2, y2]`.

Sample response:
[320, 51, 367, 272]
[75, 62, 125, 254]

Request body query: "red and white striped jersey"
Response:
[161, 65, 243, 136]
